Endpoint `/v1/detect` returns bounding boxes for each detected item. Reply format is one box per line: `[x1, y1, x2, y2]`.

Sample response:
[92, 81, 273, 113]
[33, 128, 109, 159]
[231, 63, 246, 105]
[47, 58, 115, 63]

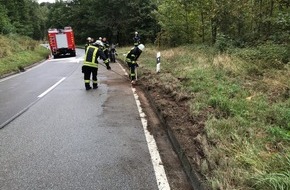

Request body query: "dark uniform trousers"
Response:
[82, 46, 100, 90]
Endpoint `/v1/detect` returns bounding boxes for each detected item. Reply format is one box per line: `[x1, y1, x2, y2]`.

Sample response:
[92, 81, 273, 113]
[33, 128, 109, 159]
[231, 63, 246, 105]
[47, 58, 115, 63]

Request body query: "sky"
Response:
[38, 0, 56, 3]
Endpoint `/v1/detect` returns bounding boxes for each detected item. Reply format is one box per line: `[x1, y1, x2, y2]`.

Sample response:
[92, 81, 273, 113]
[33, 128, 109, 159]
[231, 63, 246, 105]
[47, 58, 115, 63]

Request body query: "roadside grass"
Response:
[0, 34, 49, 78]
[118, 44, 290, 190]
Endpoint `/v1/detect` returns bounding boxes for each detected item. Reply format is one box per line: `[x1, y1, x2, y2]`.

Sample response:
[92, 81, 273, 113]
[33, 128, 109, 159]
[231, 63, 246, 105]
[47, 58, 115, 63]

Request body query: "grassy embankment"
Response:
[118, 44, 290, 190]
[0, 34, 49, 78]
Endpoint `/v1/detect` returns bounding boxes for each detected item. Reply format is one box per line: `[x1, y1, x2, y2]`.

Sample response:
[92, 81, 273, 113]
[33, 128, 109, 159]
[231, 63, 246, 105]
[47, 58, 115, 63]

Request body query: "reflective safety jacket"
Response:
[84, 45, 109, 68]
[133, 35, 141, 46]
[84, 41, 93, 52]
[125, 46, 142, 64]
[103, 41, 110, 51]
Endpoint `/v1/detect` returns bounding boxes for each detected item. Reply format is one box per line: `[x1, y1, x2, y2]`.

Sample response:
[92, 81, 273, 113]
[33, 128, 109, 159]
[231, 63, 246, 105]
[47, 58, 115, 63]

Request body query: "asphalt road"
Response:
[0, 49, 170, 189]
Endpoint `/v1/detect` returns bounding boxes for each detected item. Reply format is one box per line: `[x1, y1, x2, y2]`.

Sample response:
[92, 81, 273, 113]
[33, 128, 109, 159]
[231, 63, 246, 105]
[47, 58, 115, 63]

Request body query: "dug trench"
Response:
[119, 61, 210, 190]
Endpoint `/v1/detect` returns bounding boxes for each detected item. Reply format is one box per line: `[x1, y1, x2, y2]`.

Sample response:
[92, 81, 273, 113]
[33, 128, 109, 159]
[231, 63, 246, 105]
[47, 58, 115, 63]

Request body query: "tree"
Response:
[0, 3, 14, 34]
[45, 0, 158, 45]
[0, 0, 50, 39]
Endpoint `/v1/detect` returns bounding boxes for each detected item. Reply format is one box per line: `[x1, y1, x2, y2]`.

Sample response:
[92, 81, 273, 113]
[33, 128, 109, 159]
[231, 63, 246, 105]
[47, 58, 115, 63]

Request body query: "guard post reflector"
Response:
[156, 52, 161, 73]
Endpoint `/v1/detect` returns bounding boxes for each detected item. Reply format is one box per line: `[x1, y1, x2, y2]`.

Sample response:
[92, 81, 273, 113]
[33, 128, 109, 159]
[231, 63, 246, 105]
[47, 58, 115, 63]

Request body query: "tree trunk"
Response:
[266, 0, 274, 38]
[201, 10, 205, 43]
[211, 18, 217, 44]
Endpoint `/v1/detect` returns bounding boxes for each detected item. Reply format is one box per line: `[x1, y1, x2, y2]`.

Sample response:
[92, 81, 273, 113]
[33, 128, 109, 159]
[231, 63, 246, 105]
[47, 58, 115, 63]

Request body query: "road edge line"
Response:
[131, 87, 171, 190]
[117, 61, 171, 190]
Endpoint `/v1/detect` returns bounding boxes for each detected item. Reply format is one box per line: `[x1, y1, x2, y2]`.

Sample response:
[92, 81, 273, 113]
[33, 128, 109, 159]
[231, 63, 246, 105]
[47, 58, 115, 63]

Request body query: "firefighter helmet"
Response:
[94, 40, 104, 47]
[137, 44, 145, 51]
[135, 31, 138, 35]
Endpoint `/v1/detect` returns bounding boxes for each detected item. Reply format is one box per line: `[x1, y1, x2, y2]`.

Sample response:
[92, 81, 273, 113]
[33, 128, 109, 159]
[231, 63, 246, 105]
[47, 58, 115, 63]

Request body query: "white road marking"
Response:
[132, 88, 171, 190]
[118, 62, 129, 76]
[117, 62, 170, 190]
[38, 77, 66, 98]
[47, 57, 77, 62]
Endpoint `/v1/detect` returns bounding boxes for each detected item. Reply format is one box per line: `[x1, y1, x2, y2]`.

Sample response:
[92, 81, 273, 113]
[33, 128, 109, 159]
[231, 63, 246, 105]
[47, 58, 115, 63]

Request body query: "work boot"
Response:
[131, 80, 136, 85]
[93, 84, 98, 89]
[85, 84, 92, 90]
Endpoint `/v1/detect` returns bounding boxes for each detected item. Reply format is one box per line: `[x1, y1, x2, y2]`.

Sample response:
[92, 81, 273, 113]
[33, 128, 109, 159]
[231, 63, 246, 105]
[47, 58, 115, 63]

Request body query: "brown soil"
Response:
[134, 69, 210, 190]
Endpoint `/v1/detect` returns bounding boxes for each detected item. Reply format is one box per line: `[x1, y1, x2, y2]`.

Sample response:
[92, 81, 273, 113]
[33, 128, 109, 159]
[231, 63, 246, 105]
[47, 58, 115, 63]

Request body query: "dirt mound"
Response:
[136, 69, 211, 189]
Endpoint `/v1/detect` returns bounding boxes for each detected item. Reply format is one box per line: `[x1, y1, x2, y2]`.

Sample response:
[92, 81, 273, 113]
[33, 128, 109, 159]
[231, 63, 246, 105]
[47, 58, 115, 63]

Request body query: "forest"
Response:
[0, 0, 289, 47]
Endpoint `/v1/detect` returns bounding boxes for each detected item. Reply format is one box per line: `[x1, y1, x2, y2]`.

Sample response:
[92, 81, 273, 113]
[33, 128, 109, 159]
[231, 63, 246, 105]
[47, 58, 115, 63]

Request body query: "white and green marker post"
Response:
[156, 52, 161, 73]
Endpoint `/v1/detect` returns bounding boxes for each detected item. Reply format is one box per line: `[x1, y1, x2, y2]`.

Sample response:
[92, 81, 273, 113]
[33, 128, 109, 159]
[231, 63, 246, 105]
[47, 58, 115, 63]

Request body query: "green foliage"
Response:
[268, 127, 290, 143]
[154, 0, 198, 46]
[1, 0, 290, 47]
[45, 0, 158, 45]
[229, 44, 289, 77]
[155, 0, 290, 47]
[0, 4, 15, 34]
[266, 105, 290, 129]
[0, 34, 49, 77]
[252, 156, 290, 190]
[214, 34, 234, 53]
[0, 0, 48, 40]
[254, 171, 290, 190]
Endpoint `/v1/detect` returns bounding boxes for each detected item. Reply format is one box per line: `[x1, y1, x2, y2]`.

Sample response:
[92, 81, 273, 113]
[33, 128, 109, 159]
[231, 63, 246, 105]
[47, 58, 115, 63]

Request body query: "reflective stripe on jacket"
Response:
[84, 46, 98, 68]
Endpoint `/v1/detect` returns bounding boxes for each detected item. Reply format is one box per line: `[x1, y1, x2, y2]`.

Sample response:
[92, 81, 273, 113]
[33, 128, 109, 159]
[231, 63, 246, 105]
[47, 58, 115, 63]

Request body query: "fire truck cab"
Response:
[48, 26, 76, 58]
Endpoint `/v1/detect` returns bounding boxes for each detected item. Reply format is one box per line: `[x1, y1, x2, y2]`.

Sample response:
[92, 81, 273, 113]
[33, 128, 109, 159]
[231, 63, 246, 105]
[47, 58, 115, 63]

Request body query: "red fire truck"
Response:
[48, 26, 76, 58]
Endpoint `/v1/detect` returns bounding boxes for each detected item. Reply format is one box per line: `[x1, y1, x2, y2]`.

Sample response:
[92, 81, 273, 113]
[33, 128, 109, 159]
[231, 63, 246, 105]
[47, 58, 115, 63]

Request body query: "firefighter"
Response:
[82, 40, 111, 90]
[109, 43, 118, 63]
[102, 37, 110, 59]
[85, 37, 93, 52]
[133, 31, 141, 46]
[125, 44, 145, 84]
